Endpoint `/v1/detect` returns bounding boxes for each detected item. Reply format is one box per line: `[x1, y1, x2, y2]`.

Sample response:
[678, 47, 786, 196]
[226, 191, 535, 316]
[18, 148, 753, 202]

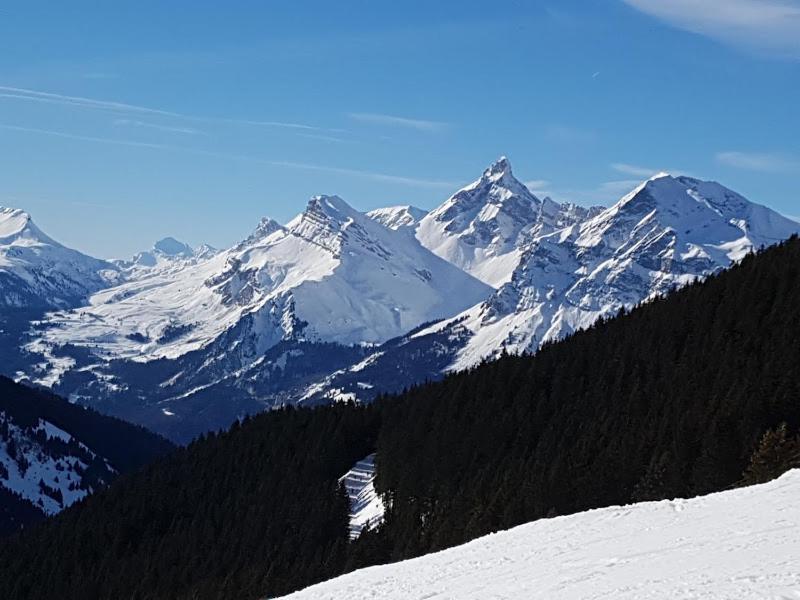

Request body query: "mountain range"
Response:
[1, 157, 797, 441]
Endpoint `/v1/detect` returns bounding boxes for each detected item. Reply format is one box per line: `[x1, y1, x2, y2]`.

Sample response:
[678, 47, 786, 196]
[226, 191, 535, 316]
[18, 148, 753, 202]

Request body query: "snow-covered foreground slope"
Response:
[281, 471, 800, 600]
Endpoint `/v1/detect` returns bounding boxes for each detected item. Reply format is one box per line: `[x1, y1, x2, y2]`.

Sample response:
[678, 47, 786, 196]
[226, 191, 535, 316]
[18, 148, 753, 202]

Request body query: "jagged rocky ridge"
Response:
[3, 158, 798, 441]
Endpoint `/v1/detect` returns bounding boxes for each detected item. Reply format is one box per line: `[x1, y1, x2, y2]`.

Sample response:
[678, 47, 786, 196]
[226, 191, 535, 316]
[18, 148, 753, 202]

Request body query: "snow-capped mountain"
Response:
[445, 172, 800, 369]
[280, 470, 800, 600]
[295, 170, 800, 404]
[112, 237, 220, 277]
[16, 194, 490, 440]
[5, 159, 799, 442]
[366, 205, 427, 230]
[415, 157, 601, 288]
[30, 194, 489, 365]
[0, 207, 117, 309]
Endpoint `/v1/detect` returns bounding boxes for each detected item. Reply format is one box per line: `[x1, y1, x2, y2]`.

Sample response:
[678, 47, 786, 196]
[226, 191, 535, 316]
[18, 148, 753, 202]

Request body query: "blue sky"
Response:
[1, 0, 798, 258]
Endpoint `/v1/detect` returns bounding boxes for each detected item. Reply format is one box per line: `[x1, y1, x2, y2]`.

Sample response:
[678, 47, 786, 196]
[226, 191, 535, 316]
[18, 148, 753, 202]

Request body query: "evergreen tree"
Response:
[741, 423, 800, 486]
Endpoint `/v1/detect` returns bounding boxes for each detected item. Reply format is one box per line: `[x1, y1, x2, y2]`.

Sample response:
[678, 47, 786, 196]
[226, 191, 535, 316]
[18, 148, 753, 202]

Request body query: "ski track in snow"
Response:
[280, 470, 800, 600]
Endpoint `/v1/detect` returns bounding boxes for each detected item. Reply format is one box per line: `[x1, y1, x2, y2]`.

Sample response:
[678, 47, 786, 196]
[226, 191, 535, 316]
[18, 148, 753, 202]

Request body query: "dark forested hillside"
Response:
[0, 236, 798, 599]
[0, 378, 174, 473]
[372, 236, 800, 557]
[0, 378, 175, 534]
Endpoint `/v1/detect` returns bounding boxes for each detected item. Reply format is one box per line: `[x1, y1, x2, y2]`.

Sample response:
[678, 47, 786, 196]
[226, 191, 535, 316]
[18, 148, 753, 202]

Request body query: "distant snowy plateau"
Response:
[280, 470, 800, 600]
[1, 158, 797, 441]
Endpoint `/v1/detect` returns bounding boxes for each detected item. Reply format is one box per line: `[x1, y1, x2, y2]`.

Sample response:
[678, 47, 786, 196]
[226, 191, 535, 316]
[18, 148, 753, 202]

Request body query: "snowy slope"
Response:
[280, 470, 800, 600]
[0, 207, 117, 308]
[366, 205, 427, 230]
[339, 454, 385, 540]
[0, 411, 114, 516]
[0, 376, 173, 533]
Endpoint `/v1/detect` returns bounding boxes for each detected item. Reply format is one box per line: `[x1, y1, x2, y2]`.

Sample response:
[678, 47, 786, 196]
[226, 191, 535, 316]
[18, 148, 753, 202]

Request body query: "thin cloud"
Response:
[0, 85, 337, 132]
[113, 119, 206, 136]
[0, 86, 181, 117]
[611, 162, 659, 177]
[716, 151, 800, 173]
[621, 0, 800, 59]
[0, 123, 177, 151]
[611, 162, 695, 178]
[270, 160, 458, 188]
[348, 112, 449, 133]
[0, 122, 455, 189]
[523, 179, 550, 191]
[295, 133, 355, 144]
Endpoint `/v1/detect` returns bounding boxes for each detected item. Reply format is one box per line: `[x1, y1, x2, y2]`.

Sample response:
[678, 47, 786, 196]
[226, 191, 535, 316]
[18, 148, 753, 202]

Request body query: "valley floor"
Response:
[280, 470, 800, 599]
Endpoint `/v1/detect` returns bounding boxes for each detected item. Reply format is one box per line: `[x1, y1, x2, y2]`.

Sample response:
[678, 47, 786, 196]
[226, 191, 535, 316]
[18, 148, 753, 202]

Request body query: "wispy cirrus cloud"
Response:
[0, 123, 178, 150]
[523, 179, 550, 193]
[295, 132, 355, 144]
[0, 122, 454, 189]
[621, 0, 800, 59]
[0, 85, 181, 117]
[611, 162, 695, 178]
[113, 119, 206, 136]
[270, 160, 458, 188]
[716, 150, 800, 173]
[0, 85, 338, 133]
[611, 162, 659, 178]
[348, 112, 449, 133]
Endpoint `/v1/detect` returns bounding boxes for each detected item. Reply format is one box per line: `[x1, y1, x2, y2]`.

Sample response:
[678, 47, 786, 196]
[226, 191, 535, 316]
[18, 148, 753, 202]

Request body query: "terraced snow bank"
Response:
[339, 453, 385, 540]
[281, 470, 800, 599]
